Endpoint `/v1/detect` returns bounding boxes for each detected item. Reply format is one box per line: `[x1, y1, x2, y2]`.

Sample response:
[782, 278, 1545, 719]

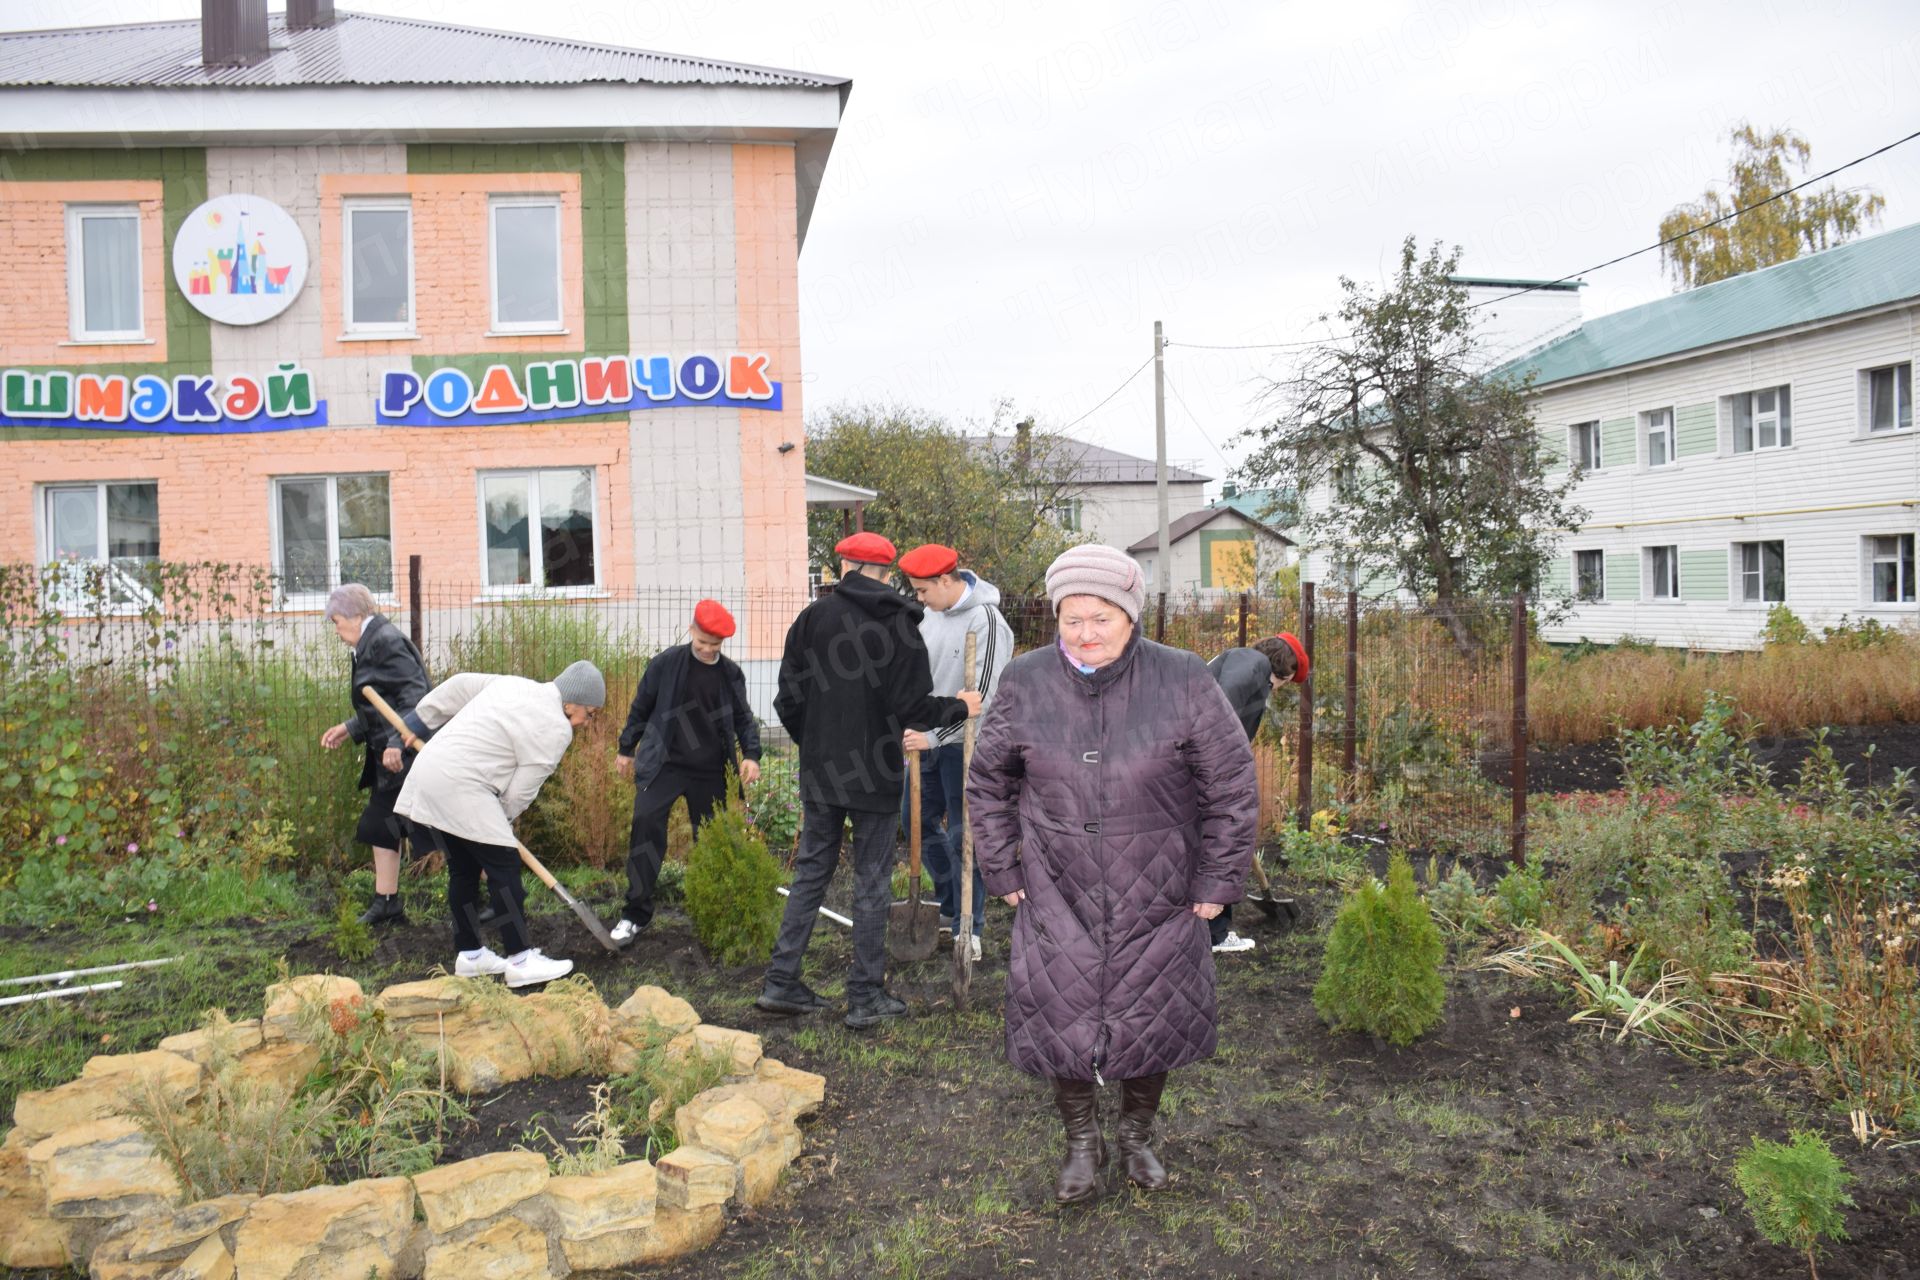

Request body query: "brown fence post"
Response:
[1237, 592, 1249, 647]
[1511, 591, 1528, 865]
[1296, 581, 1315, 831]
[407, 554, 425, 669]
[1155, 592, 1167, 643]
[1343, 588, 1358, 788]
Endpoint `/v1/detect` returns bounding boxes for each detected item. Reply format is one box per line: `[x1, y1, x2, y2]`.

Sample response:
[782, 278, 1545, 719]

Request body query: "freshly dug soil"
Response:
[1519, 721, 1920, 797]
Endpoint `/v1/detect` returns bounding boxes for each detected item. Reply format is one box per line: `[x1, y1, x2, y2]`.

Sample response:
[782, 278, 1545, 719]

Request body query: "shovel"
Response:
[360, 685, 621, 953]
[888, 748, 941, 961]
[1245, 847, 1299, 923]
[952, 632, 979, 1009]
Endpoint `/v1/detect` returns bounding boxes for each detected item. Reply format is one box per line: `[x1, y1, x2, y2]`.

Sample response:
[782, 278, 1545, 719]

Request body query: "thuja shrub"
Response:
[1313, 850, 1446, 1046]
[1734, 1131, 1853, 1280]
[684, 782, 785, 966]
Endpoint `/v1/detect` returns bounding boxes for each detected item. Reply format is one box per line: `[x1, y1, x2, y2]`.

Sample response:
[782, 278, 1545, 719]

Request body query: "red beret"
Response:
[692, 599, 735, 639]
[835, 532, 897, 566]
[897, 544, 958, 579]
[1276, 631, 1310, 684]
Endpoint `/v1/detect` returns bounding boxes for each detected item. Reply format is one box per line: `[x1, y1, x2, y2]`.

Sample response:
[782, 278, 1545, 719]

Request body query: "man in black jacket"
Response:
[1203, 632, 1307, 953]
[612, 599, 762, 945]
[759, 532, 980, 1029]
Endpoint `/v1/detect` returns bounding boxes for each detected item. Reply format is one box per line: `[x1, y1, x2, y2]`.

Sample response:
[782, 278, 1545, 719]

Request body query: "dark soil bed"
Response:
[1519, 721, 1920, 797]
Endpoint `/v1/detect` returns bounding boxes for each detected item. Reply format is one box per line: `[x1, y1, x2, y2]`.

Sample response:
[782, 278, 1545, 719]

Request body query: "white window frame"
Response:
[1729, 385, 1793, 454]
[1646, 544, 1680, 601]
[65, 204, 145, 343]
[1865, 533, 1916, 605]
[1568, 421, 1602, 471]
[1574, 548, 1605, 602]
[1863, 363, 1913, 435]
[476, 467, 602, 597]
[37, 480, 162, 614]
[1642, 407, 1675, 469]
[270, 473, 395, 606]
[1735, 539, 1785, 604]
[487, 196, 565, 335]
[342, 199, 415, 337]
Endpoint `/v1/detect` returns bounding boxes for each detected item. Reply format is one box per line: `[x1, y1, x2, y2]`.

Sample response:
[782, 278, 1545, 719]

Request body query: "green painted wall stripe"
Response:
[1599, 417, 1635, 469]
[1675, 402, 1716, 457]
[1539, 425, 1568, 469]
[1604, 551, 1640, 601]
[406, 141, 630, 356]
[1542, 556, 1571, 595]
[1680, 548, 1729, 601]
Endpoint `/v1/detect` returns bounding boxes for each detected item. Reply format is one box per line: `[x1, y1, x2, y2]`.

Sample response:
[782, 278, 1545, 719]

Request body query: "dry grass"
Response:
[1529, 630, 1920, 746]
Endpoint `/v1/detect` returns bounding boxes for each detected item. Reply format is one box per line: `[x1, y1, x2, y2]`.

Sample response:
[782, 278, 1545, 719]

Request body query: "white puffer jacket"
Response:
[394, 673, 574, 848]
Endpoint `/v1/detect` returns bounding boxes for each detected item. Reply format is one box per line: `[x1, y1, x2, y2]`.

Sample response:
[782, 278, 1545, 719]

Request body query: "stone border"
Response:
[0, 973, 824, 1278]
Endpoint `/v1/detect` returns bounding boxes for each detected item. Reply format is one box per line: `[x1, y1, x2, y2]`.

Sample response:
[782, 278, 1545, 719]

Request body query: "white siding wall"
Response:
[1077, 481, 1206, 555]
[1539, 305, 1920, 648]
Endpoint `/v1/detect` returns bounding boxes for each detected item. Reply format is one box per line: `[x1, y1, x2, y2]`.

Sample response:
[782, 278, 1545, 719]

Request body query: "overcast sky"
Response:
[11, 0, 1920, 486]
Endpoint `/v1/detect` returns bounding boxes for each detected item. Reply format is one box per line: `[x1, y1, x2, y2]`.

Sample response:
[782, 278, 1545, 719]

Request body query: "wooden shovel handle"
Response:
[359, 686, 425, 752]
[907, 748, 922, 881]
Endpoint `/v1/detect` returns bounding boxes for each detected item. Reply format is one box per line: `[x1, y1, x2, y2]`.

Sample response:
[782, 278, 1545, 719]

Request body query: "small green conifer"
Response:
[1312, 850, 1446, 1045]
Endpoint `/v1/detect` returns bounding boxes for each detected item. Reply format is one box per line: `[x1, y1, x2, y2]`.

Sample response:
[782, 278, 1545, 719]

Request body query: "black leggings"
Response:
[420, 826, 529, 957]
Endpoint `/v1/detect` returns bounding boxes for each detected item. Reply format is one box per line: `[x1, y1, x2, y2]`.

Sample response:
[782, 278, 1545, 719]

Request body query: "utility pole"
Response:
[1154, 320, 1169, 590]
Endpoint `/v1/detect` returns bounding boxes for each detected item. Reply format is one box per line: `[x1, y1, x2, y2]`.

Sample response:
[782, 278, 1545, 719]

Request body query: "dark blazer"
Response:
[773, 571, 968, 813]
[344, 613, 431, 793]
[617, 644, 762, 791]
[1206, 647, 1274, 742]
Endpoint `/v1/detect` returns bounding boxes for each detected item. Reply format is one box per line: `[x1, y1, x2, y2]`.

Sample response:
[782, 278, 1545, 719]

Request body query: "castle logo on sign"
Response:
[171, 194, 309, 326]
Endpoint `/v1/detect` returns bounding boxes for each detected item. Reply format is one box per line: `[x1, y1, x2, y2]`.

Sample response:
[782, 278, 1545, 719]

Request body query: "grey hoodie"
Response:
[917, 571, 1014, 747]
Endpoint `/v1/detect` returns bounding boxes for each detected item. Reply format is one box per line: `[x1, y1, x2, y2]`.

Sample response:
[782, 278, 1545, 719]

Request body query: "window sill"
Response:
[474, 586, 608, 603]
[484, 328, 570, 339]
[60, 337, 155, 347]
[1726, 445, 1799, 459]
[337, 331, 420, 343]
[1853, 429, 1916, 443]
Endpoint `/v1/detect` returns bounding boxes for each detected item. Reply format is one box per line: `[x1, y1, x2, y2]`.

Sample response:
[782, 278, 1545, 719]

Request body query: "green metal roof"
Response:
[1503, 220, 1920, 388]
[1211, 486, 1294, 524]
[1450, 275, 1584, 290]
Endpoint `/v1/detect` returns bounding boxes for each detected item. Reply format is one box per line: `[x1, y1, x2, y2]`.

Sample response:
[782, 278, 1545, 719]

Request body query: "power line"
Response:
[1468, 124, 1920, 309]
[1166, 335, 1338, 351]
[1162, 372, 1233, 467]
[1056, 351, 1155, 431]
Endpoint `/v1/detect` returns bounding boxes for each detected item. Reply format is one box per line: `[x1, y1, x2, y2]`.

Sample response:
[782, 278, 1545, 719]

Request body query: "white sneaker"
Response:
[968, 934, 983, 962]
[1212, 932, 1256, 954]
[610, 919, 642, 946]
[505, 949, 573, 988]
[455, 947, 509, 977]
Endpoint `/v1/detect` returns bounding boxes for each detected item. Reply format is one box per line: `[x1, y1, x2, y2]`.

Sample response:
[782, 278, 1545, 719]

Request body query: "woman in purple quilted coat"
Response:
[968, 544, 1258, 1203]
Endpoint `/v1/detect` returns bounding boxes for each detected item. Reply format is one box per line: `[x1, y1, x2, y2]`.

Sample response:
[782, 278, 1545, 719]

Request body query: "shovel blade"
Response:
[550, 880, 622, 953]
[887, 899, 940, 962]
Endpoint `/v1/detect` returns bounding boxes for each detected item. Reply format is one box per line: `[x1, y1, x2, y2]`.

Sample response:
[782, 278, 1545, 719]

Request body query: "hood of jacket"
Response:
[944, 570, 1001, 616]
[833, 569, 924, 625]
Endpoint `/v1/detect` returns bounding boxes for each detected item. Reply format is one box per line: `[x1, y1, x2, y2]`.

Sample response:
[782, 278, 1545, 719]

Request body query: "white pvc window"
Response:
[1731, 386, 1792, 453]
[479, 468, 597, 592]
[1575, 549, 1604, 601]
[66, 205, 143, 341]
[274, 474, 394, 600]
[1569, 421, 1602, 470]
[1647, 545, 1679, 600]
[489, 197, 563, 333]
[1868, 534, 1916, 604]
[1737, 540, 1785, 603]
[1643, 408, 1674, 468]
[344, 201, 413, 334]
[40, 481, 160, 610]
[1866, 363, 1913, 434]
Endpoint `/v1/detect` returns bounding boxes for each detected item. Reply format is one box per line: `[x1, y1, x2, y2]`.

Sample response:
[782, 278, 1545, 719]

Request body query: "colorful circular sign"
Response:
[171, 194, 309, 326]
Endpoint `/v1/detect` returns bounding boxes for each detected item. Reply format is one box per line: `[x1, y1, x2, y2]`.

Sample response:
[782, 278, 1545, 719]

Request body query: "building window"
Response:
[1868, 534, 1916, 604]
[1865, 363, 1913, 434]
[1647, 545, 1679, 600]
[1054, 499, 1083, 533]
[480, 468, 597, 591]
[66, 205, 143, 341]
[1731, 386, 1792, 453]
[489, 197, 563, 333]
[1568, 421, 1601, 471]
[1643, 408, 1674, 468]
[274, 475, 393, 599]
[1737, 540, 1785, 603]
[41, 481, 159, 609]
[344, 201, 412, 334]
[1574, 549, 1604, 601]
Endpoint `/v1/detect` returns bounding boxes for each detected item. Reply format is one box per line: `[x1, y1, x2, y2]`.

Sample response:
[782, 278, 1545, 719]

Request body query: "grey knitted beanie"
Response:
[552, 660, 606, 709]
[1045, 544, 1147, 622]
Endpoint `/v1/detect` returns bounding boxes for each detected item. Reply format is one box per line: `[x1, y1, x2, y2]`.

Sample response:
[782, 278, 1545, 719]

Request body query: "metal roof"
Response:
[1450, 276, 1584, 291]
[0, 9, 847, 89]
[1126, 506, 1294, 554]
[1504, 220, 1920, 387]
[965, 435, 1211, 486]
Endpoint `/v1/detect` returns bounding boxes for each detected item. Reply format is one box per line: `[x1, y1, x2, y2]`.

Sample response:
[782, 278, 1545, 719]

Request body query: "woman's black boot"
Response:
[1052, 1078, 1106, 1204]
[358, 893, 406, 927]
[1117, 1072, 1169, 1189]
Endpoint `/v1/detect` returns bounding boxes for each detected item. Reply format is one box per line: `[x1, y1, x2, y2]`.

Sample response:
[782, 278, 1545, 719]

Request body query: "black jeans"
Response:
[421, 826, 529, 957]
[624, 766, 727, 927]
[765, 801, 897, 1002]
[1208, 903, 1236, 947]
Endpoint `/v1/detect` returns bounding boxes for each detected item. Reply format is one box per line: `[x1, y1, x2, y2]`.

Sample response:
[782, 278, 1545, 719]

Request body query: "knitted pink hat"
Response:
[1045, 544, 1146, 621]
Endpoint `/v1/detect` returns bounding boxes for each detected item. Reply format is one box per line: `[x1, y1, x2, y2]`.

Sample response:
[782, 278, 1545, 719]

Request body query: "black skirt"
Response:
[355, 777, 406, 848]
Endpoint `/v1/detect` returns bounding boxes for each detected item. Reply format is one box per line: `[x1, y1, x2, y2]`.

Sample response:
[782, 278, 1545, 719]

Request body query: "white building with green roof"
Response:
[1510, 221, 1920, 649]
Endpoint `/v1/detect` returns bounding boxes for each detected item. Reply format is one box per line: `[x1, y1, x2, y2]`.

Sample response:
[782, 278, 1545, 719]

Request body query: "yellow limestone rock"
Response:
[91, 1193, 255, 1271]
[260, 974, 364, 1042]
[674, 1094, 772, 1160]
[421, 1213, 557, 1280]
[157, 1019, 265, 1069]
[738, 1125, 804, 1208]
[0, 1144, 68, 1270]
[28, 1117, 181, 1221]
[754, 1058, 827, 1122]
[407, 1013, 538, 1094]
[690, 1024, 762, 1074]
[654, 1146, 736, 1212]
[614, 985, 700, 1036]
[373, 977, 467, 1023]
[545, 1160, 656, 1242]
[229, 1041, 321, 1096]
[13, 1051, 201, 1143]
[410, 1151, 549, 1236]
[171, 1233, 235, 1280]
[230, 1176, 414, 1280]
[629, 1204, 724, 1266]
